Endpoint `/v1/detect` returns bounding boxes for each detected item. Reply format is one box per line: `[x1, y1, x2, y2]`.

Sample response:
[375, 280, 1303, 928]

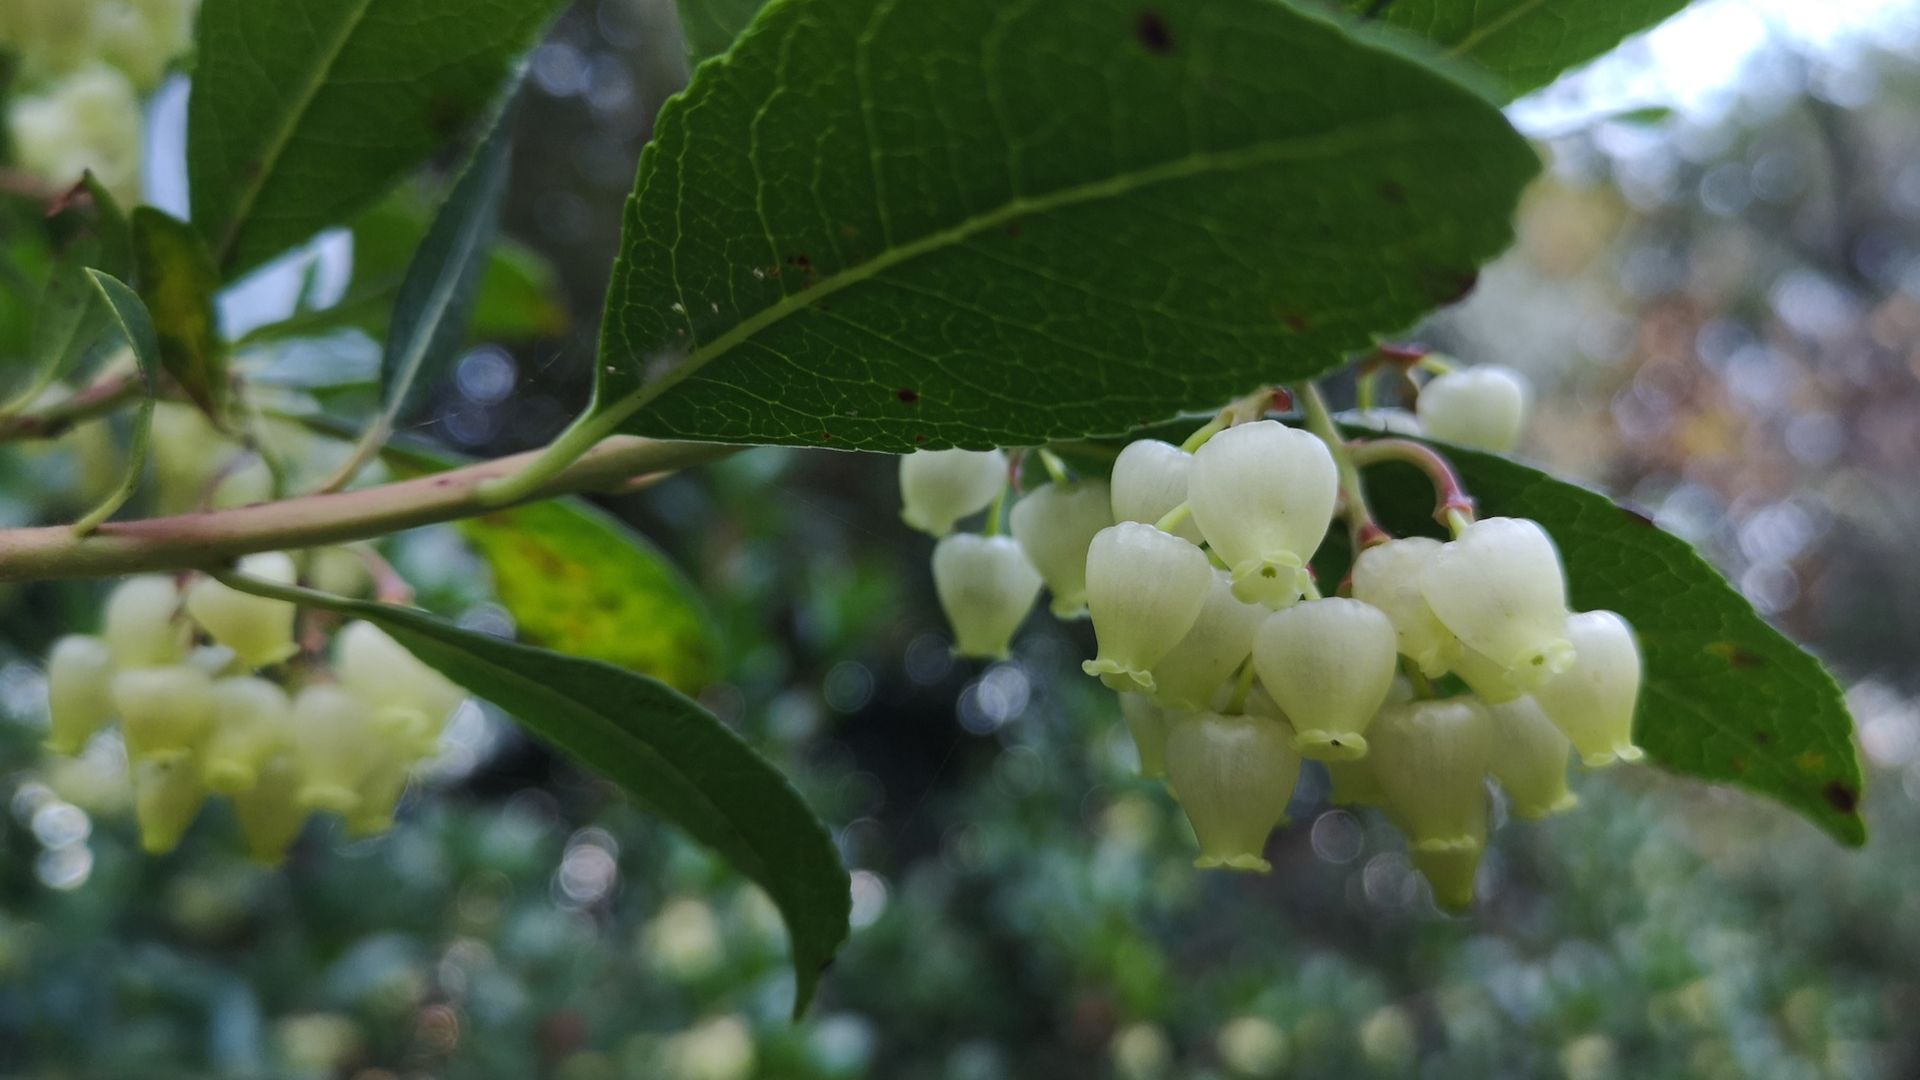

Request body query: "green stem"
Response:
[1154, 501, 1192, 534]
[473, 403, 628, 507]
[985, 483, 1011, 537]
[1178, 416, 1226, 454]
[0, 362, 145, 442]
[1347, 437, 1476, 531]
[1293, 382, 1387, 550]
[1226, 655, 1258, 714]
[1037, 448, 1072, 486]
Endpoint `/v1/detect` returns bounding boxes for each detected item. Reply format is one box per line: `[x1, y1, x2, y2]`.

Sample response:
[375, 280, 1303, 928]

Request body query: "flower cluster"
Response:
[1, 0, 199, 202]
[43, 556, 465, 860]
[904, 373, 1645, 909]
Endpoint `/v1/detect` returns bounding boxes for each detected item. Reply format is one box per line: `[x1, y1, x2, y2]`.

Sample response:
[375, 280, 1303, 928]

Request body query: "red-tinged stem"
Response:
[1347, 437, 1476, 533]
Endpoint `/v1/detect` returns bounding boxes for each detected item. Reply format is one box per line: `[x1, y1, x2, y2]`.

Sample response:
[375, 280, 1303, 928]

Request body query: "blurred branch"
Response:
[0, 369, 147, 441]
[0, 436, 740, 582]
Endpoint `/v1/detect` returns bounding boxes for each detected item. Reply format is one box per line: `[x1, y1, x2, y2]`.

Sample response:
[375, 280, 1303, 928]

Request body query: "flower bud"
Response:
[1010, 480, 1112, 617]
[1411, 807, 1486, 912]
[231, 753, 312, 864]
[1484, 696, 1577, 818]
[336, 621, 466, 751]
[184, 553, 300, 669]
[1188, 421, 1337, 607]
[1367, 697, 1491, 853]
[1149, 570, 1266, 710]
[1082, 522, 1212, 692]
[103, 574, 187, 667]
[898, 448, 1006, 536]
[1532, 610, 1644, 767]
[1118, 692, 1169, 778]
[132, 756, 208, 855]
[1164, 710, 1301, 872]
[1351, 538, 1458, 677]
[289, 684, 379, 814]
[46, 634, 116, 754]
[1251, 598, 1398, 760]
[1109, 439, 1204, 544]
[1420, 517, 1572, 684]
[112, 664, 214, 762]
[1416, 364, 1530, 452]
[930, 534, 1041, 659]
[201, 677, 296, 794]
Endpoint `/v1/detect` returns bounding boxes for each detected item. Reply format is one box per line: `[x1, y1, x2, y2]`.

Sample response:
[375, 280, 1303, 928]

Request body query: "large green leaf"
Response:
[221, 575, 847, 1014]
[7, 175, 130, 411]
[593, 0, 1536, 451]
[130, 208, 227, 420]
[1344, 0, 1691, 98]
[187, 0, 564, 278]
[678, 0, 769, 62]
[459, 500, 719, 692]
[72, 272, 161, 533]
[1346, 440, 1864, 846]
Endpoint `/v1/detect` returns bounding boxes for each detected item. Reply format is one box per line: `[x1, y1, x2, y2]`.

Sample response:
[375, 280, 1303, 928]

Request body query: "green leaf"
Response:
[235, 193, 567, 349]
[7, 175, 131, 411]
[677, 0, 768, 62]
[459, 500, 719, 692]
[1346, 440, 1865, 846]
[220, 574, 848, 1015]
[131, 207, 227, 420]
[594, 0, 1536, 451]
[72, 272, 161, 534]
[188, 0, 565, 278]
[1345, 0, 1691, 98]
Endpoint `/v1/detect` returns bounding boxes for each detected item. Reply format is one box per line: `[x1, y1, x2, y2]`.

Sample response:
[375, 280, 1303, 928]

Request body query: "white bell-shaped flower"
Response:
[112, 664, 214, 762]
[1118, 693, 1170, 779]
[1367, 696, 1492, 853]
[132, 756, 208, 855]
[46, 634, 116, 754]
[1187, 421, 1337, 607]
[1251, 598, 1398, 760]
[201, 676, 296, 794]
[1532, 610, 1645, 767]
[183, 553, 300, 668]
[1351, 538, 1459, 677]
[1411, 805, 1486, 912]
[898, 448, 1007, 537]
[1149, 570, 1267, 710]
[231, 753, 312, 864]
[1449, 644, 1529, 704]
[1417, 364, 1530, 452]
[1325, 756, 1390, 809]
[930, 534, 1041, 660]
[1109, 439, 1204, 545]
[103, 574, 187, 667]
[1420, 517, 1573, 684]
[1082, 522, 1212, 692]
[336, 621, 466, 751]
[1163, 710, 1301, 872]
[1485, 696, 1577, 818]
[289, 684, 380, 814]
[347, 749, 416, 838]
[1009, 480, 1112, 617]
[1337, 407, 1424, 436]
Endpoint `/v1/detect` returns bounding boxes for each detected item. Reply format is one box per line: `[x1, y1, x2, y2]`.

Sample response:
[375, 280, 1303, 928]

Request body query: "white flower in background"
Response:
[46, 634, 117, 754]
[665, 1015, 757, 1080]
[1164, 710, 1301, 872]
[1416, 364, 1531, 452]
[1251, 597, 1398, 760]
[7, 63, 144, 202]
[1009, 479, 1112, 617]
[1148, 570, 1266, 710]
[1420, 517, 1573, 686]
[898, 448, 1006, 537]
[1082, 522, 1212, 692]
[1187, 420, 1337, 607]
[184, 553, 300, 669]
[103, 574, 187, 668]
[1118, 692, 1170, 779]
[93, 0, 201, 89]
[1337, 407, 1424, 436]
[200, 676, 295, 794]
[131, 755, 206, 854]
[1367, 696, 1492, 854]
[335, 621, 466, 750]
[1484, 696, 1577, 818]
[1351, 537, 1459, 677]
[1216, 1016, 1290, 1078]
[1532, 610, 1645, 767]
[288, 684, 378, 814]
[1109, 438, 1204, 544]
[930, 534, 1041, 659]
[230, 754, 310, 863]
[111, 664, 214, 762]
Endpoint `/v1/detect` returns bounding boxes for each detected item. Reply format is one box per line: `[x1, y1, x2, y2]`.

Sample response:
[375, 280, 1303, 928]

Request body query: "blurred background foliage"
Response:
[3, 0, 1920, 1077]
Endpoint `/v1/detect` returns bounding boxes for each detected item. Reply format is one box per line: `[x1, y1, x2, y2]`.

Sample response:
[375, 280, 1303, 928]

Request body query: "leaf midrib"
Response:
[1446, 0, 1550, 59]
[601, 112, 1455, 427]
[212, 0, 379, 265]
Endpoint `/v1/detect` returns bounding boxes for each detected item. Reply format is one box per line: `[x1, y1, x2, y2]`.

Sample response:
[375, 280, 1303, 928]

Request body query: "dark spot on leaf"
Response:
[1005, 222, 1023, 238]
[1134, 10, 1174, 54]
[1283, 314, 1310, 333]
[426, 95, 468, 140]
[1823, 781, 1859, 814]
[786, 254, 811, 268]
[820, 430, 834, 442]
[1730, 756, 1747, 774]
[1619, 503, 1658, 528]
[839, 225, 859, 238]
[1753, 730, 1773, 745]
[896, 388, 920, 404]
[1708, 641, 1764, 669]
[914, 434, 928, 443]
[1378, 180, 1407, 205]
[1424, 267, 1480, 305]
